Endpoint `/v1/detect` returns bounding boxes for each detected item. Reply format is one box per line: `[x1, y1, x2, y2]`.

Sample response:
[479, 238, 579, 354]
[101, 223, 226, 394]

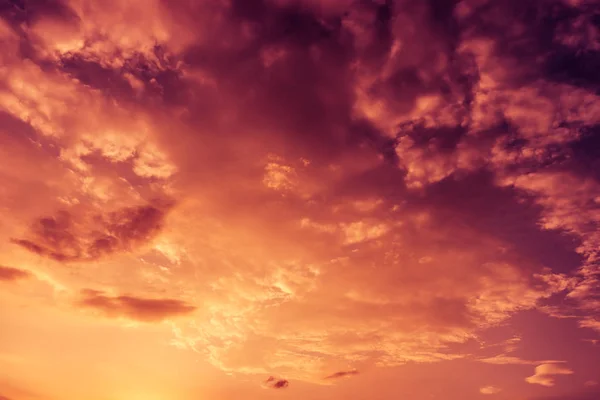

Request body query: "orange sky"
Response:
[1, 0, 600, 399]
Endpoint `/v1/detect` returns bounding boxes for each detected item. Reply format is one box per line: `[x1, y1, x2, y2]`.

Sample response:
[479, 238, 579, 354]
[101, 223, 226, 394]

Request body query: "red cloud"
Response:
[0, 265, 31, 282]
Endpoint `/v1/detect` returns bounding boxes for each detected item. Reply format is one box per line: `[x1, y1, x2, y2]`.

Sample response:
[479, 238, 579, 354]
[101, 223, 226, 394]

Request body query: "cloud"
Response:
[478, 355, 539, 365]
[12, 200, 174, 262]
[579, 318, 600, 333]
[526, 363, 574, 387]
[0, 0, 599, 389]
[324, 370, 359, 380]
[0, 266, 31, 282]
[263, 376, 289, 389]
[77, 289, 196, 322]
[478, 355, 562, 366]
[480, 386, 501, 395]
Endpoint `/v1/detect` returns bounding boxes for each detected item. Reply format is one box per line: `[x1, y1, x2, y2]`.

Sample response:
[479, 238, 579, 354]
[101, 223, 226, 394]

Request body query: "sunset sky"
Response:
[1, 0, 600, 399]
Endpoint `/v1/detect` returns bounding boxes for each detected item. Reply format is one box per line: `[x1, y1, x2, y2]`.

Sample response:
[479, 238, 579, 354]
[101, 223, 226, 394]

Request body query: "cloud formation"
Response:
[77, 289, 196, 322]
[0, 266, 31, 282]
[12, 201, 174, 262]
[0, 0, 599, 398]
[526, 364, 575, 387]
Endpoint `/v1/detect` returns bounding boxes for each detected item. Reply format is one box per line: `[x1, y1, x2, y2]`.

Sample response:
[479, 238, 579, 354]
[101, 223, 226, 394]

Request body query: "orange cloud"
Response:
[480, 386, 501, 395]
[479, 356, 539, 365]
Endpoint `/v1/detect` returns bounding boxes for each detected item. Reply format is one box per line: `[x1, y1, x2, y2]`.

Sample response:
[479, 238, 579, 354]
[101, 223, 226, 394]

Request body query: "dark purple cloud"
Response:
[324, 370, 360, 380]
[264, 376, 289, 389]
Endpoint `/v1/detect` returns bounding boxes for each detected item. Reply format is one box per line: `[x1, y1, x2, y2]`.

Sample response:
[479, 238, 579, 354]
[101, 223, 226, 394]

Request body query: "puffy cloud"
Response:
[0, 266, 31, 282]
[526, 363, 574, 387]
[77, 289, 196, 322]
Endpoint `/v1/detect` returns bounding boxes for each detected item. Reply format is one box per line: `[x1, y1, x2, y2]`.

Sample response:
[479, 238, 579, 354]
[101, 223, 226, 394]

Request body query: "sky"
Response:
[0, 0, 599, 399]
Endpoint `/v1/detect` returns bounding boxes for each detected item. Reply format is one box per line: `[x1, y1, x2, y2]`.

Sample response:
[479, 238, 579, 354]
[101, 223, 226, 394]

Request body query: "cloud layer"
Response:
[0, 0, 599, 398]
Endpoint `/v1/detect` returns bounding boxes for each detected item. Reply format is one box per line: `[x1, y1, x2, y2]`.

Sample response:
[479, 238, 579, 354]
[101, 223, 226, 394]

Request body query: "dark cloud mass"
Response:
[77, 289, 196, 322]
[11, 201, 174, 262]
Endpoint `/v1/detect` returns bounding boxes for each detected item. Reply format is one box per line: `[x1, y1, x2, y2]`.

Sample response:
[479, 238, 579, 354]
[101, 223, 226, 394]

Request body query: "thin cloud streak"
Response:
[77, 289, 196, 322]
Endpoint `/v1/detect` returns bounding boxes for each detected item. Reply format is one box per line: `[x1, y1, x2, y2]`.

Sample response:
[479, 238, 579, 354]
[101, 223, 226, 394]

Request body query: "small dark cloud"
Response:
[11, 200, 174, 262]
[324, 369, 360, 380]
[77, 289, 196, 322]
[0, 265, 31, 282]
[264, 376, 289, 389]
